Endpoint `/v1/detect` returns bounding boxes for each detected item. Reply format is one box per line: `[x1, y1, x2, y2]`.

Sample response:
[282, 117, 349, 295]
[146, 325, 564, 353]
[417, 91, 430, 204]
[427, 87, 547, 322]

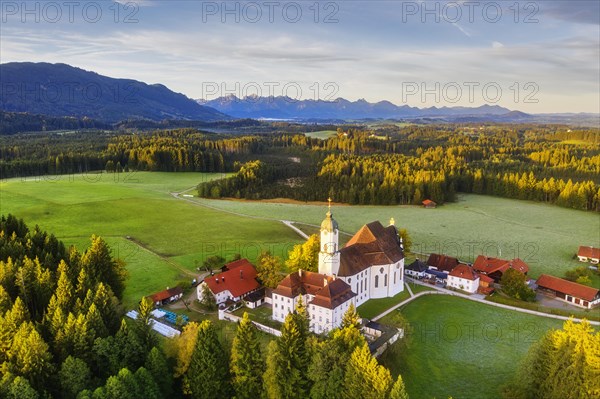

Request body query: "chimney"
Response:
[222, 276, 225, 282]
[240, 270, 243, 279]
[215, 278, 219, 284]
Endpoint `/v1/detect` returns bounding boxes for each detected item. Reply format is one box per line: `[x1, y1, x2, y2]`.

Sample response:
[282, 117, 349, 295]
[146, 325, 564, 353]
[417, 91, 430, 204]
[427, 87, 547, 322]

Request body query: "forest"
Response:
[1, 123, 599, 211]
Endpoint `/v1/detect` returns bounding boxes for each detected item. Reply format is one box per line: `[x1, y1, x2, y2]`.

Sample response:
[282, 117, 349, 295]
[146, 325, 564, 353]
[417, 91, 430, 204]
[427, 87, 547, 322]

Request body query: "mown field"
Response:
[0, 172, 303, 307]
[190, 194, 600, 288]
[380, 295, 567, 399]
[304, 130, 338, 139]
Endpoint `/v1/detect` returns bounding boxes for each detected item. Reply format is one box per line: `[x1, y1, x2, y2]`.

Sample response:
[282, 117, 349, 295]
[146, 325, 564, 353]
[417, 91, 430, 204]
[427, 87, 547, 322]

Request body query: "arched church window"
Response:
[384, 274, 388, 286]
[375, 275, 379, 288]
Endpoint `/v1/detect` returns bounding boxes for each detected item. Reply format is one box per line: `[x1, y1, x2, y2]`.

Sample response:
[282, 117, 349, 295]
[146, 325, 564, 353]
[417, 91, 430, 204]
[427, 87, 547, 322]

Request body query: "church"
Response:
[272, 200, 405, 333]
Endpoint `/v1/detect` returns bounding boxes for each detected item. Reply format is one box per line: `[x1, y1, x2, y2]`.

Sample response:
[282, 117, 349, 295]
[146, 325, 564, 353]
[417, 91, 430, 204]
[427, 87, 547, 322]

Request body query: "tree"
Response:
[202, 255, 225, 273]
[342, 344, 393, 399]
[59, 356, 92, 399]
[7, 376, 40, 399]
[286, 234, 320, 273]
[503, 319, 600, 399]
[172, 321, 200, 395]
[256, 251, 283, 288]
[231, 312, 264, 399]
[8, 322, 53, 391]
[388, 375, 409, 399]
[134, 296, 158, 351]
[341, 303, 361, 329]
[501, 268, 536, 302]
[80, 235, 128, 300]
[145, 347, 172, 397]
[264, 299, 311, 399]
[198, 283, 217, 311]
[186, 320, 232, 399]
[133, 367, 161, 399]
[398, 229, 412, 254]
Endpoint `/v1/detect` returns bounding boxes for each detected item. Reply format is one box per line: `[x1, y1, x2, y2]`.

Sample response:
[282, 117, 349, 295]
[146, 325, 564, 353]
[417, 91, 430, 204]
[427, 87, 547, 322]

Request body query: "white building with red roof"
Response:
[197, 259, 261, 306]
[577, 246, 600, 264]
[447, 263, 480, 294]
[536, 274, 600, 309]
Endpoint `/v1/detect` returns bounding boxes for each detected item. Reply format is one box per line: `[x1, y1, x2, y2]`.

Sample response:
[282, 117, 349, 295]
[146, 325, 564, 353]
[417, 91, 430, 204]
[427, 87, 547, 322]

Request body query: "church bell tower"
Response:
[318, 198, 341, 276]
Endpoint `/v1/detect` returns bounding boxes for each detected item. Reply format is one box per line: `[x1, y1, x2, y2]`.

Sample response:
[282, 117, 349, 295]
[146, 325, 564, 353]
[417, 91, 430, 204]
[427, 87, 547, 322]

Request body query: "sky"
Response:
[1, 0, 599, 113]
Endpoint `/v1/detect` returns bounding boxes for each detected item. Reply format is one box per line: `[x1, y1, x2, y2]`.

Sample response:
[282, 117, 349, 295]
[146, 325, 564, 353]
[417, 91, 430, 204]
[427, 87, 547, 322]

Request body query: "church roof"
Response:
[321, 211, 339, 232]
[274, 270, 354, 309]
[338, 221, 404, 277]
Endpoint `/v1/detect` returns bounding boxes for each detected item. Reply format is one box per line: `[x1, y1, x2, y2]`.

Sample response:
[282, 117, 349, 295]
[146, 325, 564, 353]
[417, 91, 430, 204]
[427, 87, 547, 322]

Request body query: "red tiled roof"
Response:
[204, 259, 260, 298]
[339, 221, 404, 277]
[422, 199, 436, 206]
[578, 246, 600, 259]
[274, 270, 333, 298]
[427, 254, 459, 273]
[309, 279, 356, 310]
[473, 255, 529, 275]
[150, 286, 183, 303]
[449, 264, 479, 281]
[479, 274, 494, 284]
[536, 274, 600, 302]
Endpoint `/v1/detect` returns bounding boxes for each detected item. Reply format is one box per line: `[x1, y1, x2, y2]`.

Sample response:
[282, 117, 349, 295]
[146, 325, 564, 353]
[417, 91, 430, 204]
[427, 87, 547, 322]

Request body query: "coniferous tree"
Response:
[231, 312, 263, 399]
[342, 344, 393, 399]
[145, 347, 173, 398]
[186, 320, 232, 399]
[388, 375, 409, 399]
[59, 356, 92, 399]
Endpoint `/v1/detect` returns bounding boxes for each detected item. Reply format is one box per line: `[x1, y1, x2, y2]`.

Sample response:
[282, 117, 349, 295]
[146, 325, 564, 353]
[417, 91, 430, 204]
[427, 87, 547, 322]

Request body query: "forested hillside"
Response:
[1, 124, 598, 211]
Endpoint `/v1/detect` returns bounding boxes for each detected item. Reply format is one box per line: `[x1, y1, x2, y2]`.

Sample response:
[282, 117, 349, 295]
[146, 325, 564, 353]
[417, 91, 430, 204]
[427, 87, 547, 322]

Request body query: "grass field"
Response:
[380, 295, 567, 399]
[189, 194, 600, 287]
[304, 130, 338, 139]
[0, 172, 304, 307]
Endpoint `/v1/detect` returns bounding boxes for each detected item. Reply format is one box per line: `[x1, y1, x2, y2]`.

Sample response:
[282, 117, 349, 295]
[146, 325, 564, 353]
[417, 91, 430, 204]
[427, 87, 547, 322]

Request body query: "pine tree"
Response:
[343, 344, 392, 399]
[186, 320, 232, 399]
[7, 376, 40, 399]
[341, 303, 361, 329]
[59, 356, 92, 399]
[134, 296, 158, 351]
[0, 285, 12, 315]
[133, 367, 161, 399]
[231, 312, 263, 399]
[145, 347, 173, 397]
[9, 322, 53, 391]
[173, 321, 200, 395]
[388, 375, 409, 399]
[264, 299, 311, 399]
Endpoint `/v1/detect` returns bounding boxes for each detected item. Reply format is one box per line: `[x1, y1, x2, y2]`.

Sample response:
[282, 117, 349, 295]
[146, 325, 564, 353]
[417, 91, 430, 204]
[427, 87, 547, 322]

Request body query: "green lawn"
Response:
[0, 172, 303, 304]
[380, 295, 566, 399]
[189, 194, 600, 287]
[357, 289, 411, 319]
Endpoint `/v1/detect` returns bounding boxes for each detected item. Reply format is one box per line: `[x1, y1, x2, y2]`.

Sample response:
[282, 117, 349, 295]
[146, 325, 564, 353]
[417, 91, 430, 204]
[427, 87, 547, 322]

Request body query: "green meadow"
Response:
[190, 194, 600, 287]
[304, 130, 338, 139]
[380, 295, 567, 399]
[0, 172, 303, 307]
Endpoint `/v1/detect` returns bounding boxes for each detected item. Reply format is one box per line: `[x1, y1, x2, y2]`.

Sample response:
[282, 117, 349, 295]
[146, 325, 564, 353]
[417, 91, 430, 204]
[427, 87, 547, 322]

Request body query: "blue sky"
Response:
[1, 0, 599, 113]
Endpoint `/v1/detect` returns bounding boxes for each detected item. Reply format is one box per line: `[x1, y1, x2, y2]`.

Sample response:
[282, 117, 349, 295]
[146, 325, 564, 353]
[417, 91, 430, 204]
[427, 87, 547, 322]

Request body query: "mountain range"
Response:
[198, 95, 517, 120]
[0, 62, 228, 123]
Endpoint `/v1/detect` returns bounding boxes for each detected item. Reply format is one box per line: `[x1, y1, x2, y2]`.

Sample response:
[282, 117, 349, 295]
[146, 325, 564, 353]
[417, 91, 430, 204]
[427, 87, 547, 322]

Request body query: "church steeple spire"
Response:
[319, 197, 340, 276]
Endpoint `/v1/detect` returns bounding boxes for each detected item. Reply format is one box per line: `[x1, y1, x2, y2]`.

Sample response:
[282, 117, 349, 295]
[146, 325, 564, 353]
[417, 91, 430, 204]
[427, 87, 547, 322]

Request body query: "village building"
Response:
[271, 270, 356, 333]
[422, 199, 437, 208]
[478, 274, 495, 295]
[197, 259, 260, 306]
[577, 246, 600, 264]
[472, 255, 529, 283]
[149, 286, 183, 307]
[273, 200, 405, 333]
[536, 274, 600, 309]
[405, 259, 428, 278]
[427, 253, 460, 273]
[447, 263, 480, 293]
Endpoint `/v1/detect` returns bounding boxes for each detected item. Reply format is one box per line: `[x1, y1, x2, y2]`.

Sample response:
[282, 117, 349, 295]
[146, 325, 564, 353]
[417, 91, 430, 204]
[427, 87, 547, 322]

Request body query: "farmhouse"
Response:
[536, 274, 600, 309]
[272, 270, 356, 334]
[197, 259, 260, 306]
[447, 263, 480, 293]
[478, 274, 495, 295]
[149, 286, 183, 306]
[472, 255, 529, 283]
[577, 246, 600, 264]
[422, 199, 437, 208]
[427, 253, 459, 273]
[273, 200, 405, 333]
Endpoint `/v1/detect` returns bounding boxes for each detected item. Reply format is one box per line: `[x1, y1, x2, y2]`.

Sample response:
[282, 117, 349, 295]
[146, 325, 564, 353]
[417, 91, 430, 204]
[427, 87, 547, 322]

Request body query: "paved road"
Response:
[373, 277, 600, 326]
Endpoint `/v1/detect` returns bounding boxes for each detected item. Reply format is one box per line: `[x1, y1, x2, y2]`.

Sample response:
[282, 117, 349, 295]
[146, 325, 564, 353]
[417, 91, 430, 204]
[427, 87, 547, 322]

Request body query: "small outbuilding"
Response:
[149, 286, 184, 307]
[422, 199, 437, 209]
[577, 246, 600, 264]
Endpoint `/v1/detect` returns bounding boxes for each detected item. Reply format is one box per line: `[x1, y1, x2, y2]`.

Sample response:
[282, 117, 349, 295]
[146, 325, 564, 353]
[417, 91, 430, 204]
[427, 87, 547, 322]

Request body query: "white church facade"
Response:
[272, 200, 405, 333]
